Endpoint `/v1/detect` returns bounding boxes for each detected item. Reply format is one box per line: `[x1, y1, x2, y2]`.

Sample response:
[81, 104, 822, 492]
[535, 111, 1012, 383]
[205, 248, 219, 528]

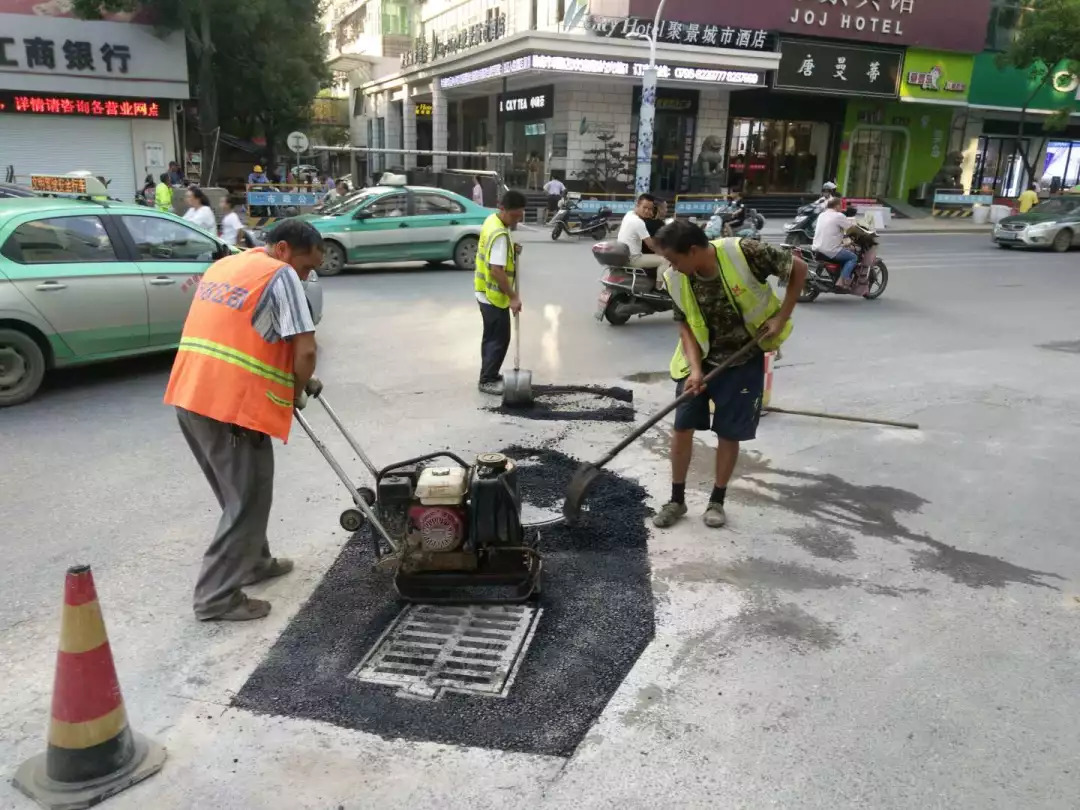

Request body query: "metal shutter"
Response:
[0, 116, 136, 199]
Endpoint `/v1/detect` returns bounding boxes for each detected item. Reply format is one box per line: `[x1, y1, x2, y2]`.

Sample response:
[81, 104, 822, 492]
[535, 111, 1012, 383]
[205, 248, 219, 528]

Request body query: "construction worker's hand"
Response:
[509, 294, 523, 314]
[305, 375, 323, 398]
[758, 315, 787, 342]
[685, 369, 705, 397]
[294, 391, 309, 410]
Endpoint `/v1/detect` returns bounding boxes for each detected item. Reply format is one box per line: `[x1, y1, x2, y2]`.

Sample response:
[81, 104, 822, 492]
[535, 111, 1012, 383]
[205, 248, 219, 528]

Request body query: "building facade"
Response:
[341, 0, 1077, 204]
[0, 6, 188, 197]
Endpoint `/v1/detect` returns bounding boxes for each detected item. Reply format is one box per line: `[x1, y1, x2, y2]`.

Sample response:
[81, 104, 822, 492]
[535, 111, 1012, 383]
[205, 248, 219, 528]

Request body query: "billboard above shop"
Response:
[900, 50, 974, 104]
[440, 54, 765, 90]
[561, 2, 778, 53]
[969, 52, 1080, 112]
[0, 11, 188, 98]
[628, 0, 993, 53]
[498, 85, 555, 120]
[774, 39, 901, 98]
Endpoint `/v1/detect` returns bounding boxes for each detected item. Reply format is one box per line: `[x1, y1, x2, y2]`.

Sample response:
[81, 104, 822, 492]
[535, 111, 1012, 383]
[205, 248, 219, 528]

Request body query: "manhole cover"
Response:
[349, 603, 542, 700]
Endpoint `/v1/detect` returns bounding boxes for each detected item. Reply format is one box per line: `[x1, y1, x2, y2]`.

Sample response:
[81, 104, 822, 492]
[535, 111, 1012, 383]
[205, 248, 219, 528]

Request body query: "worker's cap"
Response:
[254, 165, 263, 172]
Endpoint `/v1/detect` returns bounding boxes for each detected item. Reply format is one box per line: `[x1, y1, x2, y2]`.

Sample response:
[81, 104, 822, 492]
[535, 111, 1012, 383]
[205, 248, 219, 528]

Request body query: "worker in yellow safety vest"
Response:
[651, 220, 808, 530]
[473, 190, 527, 395]
[155, 172, 173, 212]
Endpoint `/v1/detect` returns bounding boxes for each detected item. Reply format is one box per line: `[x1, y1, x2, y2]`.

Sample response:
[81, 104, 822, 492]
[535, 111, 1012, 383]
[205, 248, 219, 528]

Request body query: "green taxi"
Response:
[291, 179, 492, 276]
[0, 183, 322, 407]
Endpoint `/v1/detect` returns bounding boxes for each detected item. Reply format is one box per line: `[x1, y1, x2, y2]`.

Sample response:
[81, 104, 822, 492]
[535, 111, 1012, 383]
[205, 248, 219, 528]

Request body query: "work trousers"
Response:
[478, 301, 511, 383]
[177, 407, 275, 619]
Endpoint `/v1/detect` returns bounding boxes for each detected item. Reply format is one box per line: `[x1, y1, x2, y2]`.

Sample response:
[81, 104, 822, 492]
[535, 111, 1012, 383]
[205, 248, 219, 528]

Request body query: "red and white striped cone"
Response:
[13, 565, 166, 810]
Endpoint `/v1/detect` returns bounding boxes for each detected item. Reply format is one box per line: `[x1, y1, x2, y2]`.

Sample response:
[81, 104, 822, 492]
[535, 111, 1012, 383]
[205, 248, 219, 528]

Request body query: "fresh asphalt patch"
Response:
[488, 384, 634, 422]
[233, 447, 654, 757]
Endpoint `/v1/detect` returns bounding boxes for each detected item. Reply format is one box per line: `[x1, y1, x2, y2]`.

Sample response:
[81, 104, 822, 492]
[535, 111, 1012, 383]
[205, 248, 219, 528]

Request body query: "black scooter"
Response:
[550, 196, 612, 241]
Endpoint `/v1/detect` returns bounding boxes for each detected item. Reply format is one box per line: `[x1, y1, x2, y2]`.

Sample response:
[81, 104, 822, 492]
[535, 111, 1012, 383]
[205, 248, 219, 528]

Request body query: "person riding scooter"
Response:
[617, 193, 664, 287]
[811, 197, 858, 290]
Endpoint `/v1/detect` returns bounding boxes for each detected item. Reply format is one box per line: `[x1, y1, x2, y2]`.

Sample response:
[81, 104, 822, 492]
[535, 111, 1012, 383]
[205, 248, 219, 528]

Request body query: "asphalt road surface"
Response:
[1, 231, 1078, 809]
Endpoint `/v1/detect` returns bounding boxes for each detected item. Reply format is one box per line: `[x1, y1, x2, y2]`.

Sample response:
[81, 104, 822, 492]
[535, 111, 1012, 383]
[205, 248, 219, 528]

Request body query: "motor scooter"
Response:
[784, 214, 889, 302]
[592, 241, 673, 325]
[705, 204, 764, 240]
[550, 194, 612, 240]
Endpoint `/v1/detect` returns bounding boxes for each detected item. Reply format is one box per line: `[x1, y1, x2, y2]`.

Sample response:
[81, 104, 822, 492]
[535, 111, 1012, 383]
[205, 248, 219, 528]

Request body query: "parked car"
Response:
[292, 178, 491, 276]
[0, 195, 322, 406]
[992, 194, 1080, 252]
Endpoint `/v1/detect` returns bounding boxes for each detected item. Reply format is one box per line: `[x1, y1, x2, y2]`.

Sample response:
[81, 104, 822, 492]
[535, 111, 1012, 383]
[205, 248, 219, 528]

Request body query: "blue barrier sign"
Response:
[933, 192, 993, 206]
[576, 199, 635, 214]
[674, 199, 727, 216]
[247, 191, 322, 206]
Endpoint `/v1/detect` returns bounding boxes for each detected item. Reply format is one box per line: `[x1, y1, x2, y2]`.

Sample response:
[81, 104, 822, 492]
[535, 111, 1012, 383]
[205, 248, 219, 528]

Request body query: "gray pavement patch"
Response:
[623, 371, 670, 383]
[788, 525, 858, 561]
[1039, 340, 1080, 354]
[658, 557, 928, 599]
[735, 596, 842, 652]
[738, 464, 1062, 590]
[232, 447, 655, 757]
[488, 384, 634, 422]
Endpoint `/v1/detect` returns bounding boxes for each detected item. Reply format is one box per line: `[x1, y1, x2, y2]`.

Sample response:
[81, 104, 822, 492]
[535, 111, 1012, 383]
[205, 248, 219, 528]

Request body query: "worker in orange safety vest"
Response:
[164, 219, 324, 621]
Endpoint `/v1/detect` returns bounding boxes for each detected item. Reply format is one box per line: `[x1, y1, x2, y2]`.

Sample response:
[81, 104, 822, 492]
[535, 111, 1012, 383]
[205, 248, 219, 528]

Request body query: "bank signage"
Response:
[497, 85, 554, 120]
[900, 50, 974, 103]
[774, 39, 901, 97]
[563, 3, 777, 52]
[401, 10, 506, 68]
[0, 12, 188, 98]
[626, 0, 993, 52]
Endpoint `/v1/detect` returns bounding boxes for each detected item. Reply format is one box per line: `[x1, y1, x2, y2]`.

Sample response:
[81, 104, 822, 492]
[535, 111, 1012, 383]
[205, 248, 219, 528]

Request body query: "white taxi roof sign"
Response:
[377, 172, 408, 187]
[30, 174, 110, 197]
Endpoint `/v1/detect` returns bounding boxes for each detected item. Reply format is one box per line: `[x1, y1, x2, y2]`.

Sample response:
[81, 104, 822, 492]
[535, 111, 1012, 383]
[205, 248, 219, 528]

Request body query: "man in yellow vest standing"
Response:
[652, 220, 808, 529]
[164, 220, 324, 621]
[154, 172, 173, 212]
[474, 190, 528, 394]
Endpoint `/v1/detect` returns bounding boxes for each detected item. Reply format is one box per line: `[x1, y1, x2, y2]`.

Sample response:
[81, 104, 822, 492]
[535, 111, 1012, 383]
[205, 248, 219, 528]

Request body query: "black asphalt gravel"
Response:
[233, 447, 655, 757]
[489, 384, 634, 422]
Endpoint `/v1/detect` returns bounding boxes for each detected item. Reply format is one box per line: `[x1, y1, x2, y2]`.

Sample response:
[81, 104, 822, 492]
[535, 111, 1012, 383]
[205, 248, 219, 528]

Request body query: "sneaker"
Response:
[478, 380, 504, 395]
[201, 594, 271, 622]
[243, 557, 294, 586]
[652, 501, 688, 528]
[703, 502, 727, 528]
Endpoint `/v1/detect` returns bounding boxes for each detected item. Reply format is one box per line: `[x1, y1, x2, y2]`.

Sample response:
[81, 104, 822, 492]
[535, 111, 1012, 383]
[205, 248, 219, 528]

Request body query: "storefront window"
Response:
[972, 136, 1031, 196]
[1042, 141, 1080, 190]
[729, 119, 821, 194]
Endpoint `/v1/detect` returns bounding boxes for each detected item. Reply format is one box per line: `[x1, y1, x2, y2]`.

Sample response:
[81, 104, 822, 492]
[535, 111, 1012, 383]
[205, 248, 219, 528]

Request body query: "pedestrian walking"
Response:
[164, 220, 325, 621]
[474, 190, 527, 394]
[183, 186, 217, 233]
[651, 220, 808, 529]
[472, 176, 485, 206]
[219, 196, 243, 246]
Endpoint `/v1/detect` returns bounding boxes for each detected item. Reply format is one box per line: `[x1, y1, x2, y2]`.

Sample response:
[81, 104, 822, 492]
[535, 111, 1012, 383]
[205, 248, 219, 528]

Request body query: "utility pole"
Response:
[633, 0, 668, 194]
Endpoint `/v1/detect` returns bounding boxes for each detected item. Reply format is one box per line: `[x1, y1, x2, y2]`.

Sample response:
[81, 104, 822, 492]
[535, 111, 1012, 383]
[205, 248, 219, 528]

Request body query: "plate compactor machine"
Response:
[295, 392, 542, 603]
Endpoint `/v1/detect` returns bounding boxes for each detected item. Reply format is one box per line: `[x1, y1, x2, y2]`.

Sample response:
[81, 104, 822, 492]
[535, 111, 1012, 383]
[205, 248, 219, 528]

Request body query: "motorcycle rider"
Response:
[617, 194, 663, 270]
[812, 196, 858, 290]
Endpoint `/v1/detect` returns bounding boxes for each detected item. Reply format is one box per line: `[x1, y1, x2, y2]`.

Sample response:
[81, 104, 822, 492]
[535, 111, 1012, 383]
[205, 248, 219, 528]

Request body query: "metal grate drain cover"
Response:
[349, 603, 542, 700]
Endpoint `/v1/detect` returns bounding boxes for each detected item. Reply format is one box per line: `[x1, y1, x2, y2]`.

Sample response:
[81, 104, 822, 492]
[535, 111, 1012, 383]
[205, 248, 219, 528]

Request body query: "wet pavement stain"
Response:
[788, 525, 858, 562]
[737, 464, 1062, 590]
[233, 446, 655, 758]
[1038, 340, 1080, 354]
[487, 384, 634, 422]
[624, 370, 671, 384]
[735, 595, 841, 652]
[657, 557, 928, 599]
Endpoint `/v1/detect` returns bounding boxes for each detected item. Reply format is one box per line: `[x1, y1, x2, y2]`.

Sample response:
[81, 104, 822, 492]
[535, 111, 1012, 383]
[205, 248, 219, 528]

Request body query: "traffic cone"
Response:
[13, 565, 166, 810]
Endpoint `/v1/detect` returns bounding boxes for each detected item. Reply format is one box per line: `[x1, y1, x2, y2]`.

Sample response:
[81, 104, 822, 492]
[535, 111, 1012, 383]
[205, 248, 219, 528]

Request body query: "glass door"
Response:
[848, 129, 903, 198]
[729, 118, 820, 193]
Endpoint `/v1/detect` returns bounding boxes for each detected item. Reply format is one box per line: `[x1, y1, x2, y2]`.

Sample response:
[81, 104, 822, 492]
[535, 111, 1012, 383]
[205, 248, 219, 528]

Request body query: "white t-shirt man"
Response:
[543, 178, 566, 197]
[475, 231, 513, 305]
[812, 209, 855, 258]
[472, 182, 484, 205]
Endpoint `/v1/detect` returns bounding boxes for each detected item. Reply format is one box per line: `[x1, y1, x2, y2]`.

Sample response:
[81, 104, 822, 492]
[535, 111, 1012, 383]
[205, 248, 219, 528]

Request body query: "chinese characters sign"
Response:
[626, 0, 993, 52]
[577, 15, 777, 52]
[899, 49, 974, 103]
[402, 11, 506, 68]
[497, 85, 554, 120]
[0, 35, 132, 73]
[0, 91, 166, 118]
[773, 39, 901, 97]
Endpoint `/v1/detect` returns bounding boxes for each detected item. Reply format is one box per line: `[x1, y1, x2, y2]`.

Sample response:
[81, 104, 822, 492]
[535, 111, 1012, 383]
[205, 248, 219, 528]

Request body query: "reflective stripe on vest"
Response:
[474, 213, 516, 308]
[664, 238, 792, 380]
[163, 249, 298, 441]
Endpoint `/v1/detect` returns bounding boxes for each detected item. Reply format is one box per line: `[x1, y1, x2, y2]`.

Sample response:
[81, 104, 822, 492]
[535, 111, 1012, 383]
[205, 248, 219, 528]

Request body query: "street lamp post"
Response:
[633, 0, 668, 195]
